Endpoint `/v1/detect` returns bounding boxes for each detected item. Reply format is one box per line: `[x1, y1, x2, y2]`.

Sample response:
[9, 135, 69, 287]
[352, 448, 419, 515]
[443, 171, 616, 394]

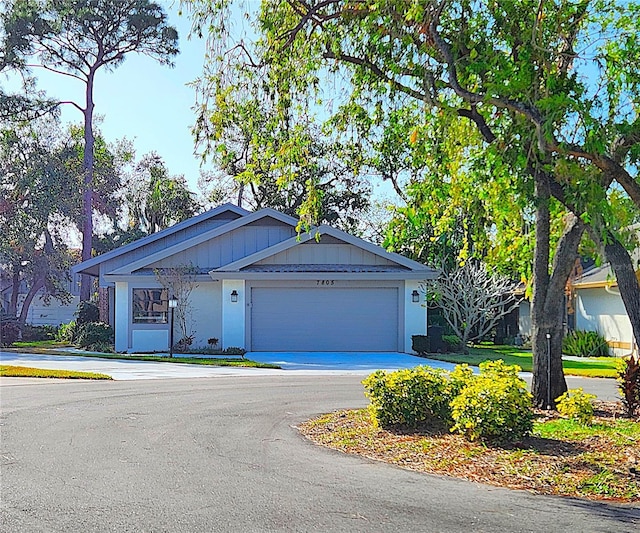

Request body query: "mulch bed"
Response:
[299, 401, 640, 502]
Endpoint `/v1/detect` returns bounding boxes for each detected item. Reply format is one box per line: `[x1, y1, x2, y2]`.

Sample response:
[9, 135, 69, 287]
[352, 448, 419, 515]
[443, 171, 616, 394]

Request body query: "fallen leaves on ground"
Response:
[299, 402, 639, 502]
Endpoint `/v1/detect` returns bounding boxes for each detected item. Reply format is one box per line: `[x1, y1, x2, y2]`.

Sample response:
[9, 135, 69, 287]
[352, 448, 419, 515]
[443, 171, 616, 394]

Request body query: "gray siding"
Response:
[101, 215, 242, 275]
[256, 243, 397, 266]
[149, 225, 297, 270]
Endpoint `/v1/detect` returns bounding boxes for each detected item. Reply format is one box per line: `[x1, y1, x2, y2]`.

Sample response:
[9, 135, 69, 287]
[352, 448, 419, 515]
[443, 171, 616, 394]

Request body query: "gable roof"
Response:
[74, 203, 249, 276]
[98, 208, 299, 276]
[211, 224, 436, 276]
[573, 263, 640, 289]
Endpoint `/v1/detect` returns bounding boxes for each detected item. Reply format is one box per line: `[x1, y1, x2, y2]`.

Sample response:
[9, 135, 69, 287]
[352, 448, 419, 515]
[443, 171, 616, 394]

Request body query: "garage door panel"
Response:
[251, 287, 398, 351]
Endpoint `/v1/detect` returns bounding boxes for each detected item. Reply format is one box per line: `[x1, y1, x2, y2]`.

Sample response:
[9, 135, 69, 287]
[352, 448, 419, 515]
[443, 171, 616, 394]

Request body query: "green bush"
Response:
[562, 330, 610, 357]
[442, 334, 462, 352]
[56, 321, 79, 343]
[411, 335, 430, 355]
[75, 322, 114, 349]
[0, 318, 20, 346]
[555, 388, 596, 425]
[222, 346, 246, 357]
[362, 366, 462, 428]
[22, 324, 58, 341]
[450, 360, 534, 441]
[84, 340, 115, 353]
[75, 301, 100, 325]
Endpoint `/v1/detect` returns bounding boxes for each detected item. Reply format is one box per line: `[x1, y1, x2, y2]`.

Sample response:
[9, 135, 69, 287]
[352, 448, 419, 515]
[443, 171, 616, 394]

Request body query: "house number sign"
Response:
[316, 280, 335, 286]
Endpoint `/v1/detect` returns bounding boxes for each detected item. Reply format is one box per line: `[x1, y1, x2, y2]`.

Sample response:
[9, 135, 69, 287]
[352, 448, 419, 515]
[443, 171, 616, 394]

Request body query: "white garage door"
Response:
[250, 287, 399, 351]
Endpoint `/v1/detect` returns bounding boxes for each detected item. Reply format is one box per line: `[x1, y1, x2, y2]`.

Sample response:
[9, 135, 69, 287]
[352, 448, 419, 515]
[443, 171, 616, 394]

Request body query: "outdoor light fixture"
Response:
[411, 290, 420, 303]
[230, 290, 239, 303]
[168, 295, 178, 358]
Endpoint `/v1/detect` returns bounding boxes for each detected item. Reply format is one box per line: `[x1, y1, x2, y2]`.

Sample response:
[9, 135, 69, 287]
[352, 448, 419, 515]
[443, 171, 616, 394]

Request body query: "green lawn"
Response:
[424, 345, 619, 378]
[0, 365, 112, 380]
[3, 342, 280, 369]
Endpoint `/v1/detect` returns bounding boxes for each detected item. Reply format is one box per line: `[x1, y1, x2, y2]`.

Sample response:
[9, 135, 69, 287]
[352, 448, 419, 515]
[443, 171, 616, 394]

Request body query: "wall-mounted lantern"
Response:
[411, 290, 420, 303]
[230, 290, 239, 303]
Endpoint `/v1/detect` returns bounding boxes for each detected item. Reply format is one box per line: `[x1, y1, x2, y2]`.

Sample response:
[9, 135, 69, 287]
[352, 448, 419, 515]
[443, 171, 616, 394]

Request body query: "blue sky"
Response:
[4, 1, 395, 204]
[6, 2, 209, 192]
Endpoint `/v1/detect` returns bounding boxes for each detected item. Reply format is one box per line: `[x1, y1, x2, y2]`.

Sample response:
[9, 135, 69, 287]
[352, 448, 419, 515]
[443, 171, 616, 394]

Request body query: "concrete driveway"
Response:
[0, 350, 452, 380]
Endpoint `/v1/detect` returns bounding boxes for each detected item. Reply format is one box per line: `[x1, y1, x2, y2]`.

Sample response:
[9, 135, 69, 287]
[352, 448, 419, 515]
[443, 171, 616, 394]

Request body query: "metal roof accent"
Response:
[240, 264, 410, 273]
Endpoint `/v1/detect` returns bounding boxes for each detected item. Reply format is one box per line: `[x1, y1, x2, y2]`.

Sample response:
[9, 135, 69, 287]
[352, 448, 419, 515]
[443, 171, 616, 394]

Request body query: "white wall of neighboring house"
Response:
[575, 287, 634, 356]
[1, 271, 81, 326]
[518, 300, 531, 337]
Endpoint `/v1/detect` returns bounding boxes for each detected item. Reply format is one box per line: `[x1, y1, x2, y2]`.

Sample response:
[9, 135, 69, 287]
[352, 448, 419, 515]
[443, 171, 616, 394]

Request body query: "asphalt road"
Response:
[1, 376, 637, 533]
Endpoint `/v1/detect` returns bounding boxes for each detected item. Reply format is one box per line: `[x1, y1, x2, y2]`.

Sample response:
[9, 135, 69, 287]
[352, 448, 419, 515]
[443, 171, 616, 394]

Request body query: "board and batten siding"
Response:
[148, 225, 297, 270]
[97, 214, 242, 282]
[255, 242, 398, 266]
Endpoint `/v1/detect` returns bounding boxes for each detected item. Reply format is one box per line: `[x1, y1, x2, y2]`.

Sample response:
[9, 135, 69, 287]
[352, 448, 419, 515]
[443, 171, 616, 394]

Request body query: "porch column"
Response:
[222, 279, 246, 349]
[114, 282, 129, 352]
[405, 280, 427, 353]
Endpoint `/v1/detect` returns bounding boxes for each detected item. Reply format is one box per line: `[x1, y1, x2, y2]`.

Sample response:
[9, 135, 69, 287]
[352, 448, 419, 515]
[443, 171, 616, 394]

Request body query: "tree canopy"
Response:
[1, 0, 179, 300]
[185, 0, 640, 406]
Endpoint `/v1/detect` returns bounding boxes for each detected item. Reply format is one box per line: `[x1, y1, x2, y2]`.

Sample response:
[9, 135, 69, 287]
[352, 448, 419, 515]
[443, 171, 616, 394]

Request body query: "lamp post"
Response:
[168, 295, 178, 358]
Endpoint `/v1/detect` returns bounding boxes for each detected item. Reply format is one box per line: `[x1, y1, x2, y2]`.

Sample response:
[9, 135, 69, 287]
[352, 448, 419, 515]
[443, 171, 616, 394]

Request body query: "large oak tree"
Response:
[185, 0, 640, 406]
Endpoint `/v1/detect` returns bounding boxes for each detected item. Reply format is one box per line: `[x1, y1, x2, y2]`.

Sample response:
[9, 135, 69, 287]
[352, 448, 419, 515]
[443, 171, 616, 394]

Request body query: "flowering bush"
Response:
[555, 388, 596, 425]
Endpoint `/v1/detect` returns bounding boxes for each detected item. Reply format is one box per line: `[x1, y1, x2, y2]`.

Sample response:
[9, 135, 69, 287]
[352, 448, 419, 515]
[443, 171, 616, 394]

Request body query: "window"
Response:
[132, 288, 168, 324]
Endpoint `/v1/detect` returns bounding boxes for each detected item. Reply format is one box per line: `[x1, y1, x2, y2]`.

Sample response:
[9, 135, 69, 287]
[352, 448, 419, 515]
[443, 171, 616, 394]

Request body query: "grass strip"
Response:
[0, 365, 112, 380]
[3, 343, 280, 368]
[424, 345, 619, 378]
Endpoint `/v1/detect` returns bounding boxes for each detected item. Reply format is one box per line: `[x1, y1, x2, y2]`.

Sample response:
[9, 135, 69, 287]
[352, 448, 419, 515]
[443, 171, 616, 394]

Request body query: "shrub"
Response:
[562, 330, 610, 357]
[411, 335, 430, 355]
[616, 356, 640, 417]
[450, 360, 534, 441]
[442, 334, 462, 352]
[75, 322, 114, 349]
[22, 324, 58, 341]
[174, 335, 194, 353]
[85, 341, 114, 353]
[222, 346, 246, 357]
[0, 318, 20, 346]
[362, 366, 456, 428]
[75, 301, 100, 325]
[555, 388, 596, 425]
[56, 321, 79, 343]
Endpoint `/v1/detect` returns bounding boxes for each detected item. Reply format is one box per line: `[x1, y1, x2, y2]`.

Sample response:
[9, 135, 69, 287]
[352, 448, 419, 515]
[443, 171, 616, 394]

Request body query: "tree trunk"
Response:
[8, 268, 20, 315]
[80, 70, 96, 302]
[530, 174, 584, 407]
[603, 236, 640, 352]
[17, 278, 44, 331]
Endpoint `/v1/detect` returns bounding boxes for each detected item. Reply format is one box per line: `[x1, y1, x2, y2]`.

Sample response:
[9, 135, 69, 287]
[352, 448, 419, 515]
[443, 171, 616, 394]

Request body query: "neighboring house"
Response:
[0, 269, 81, 326]
[573, 263, 640, 356]
[73, 204, 437, 353]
